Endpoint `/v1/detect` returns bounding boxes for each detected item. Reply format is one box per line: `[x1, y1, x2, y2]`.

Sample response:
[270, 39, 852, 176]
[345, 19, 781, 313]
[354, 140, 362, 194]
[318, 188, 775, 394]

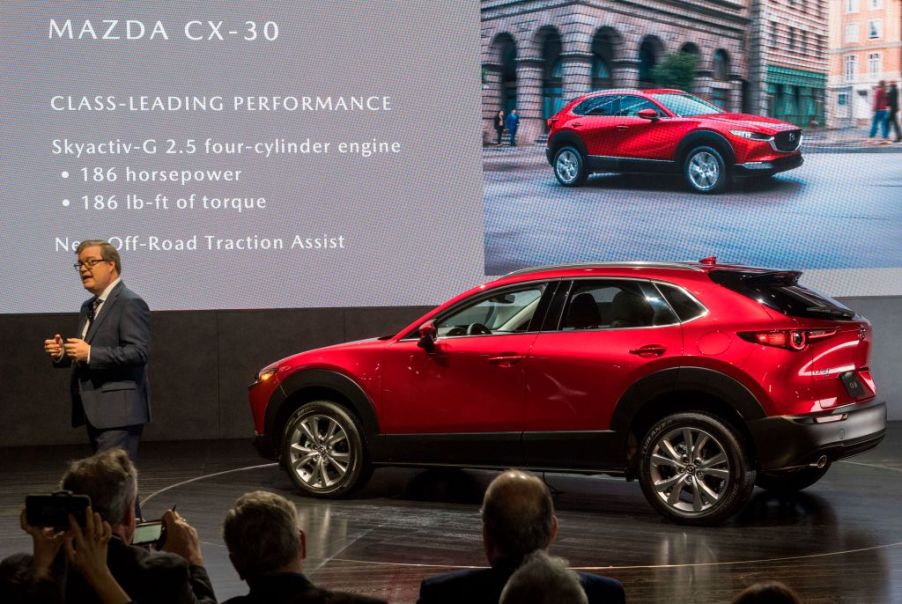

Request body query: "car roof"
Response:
[578, 88, 686, 99]
[495, 260, 783, 285]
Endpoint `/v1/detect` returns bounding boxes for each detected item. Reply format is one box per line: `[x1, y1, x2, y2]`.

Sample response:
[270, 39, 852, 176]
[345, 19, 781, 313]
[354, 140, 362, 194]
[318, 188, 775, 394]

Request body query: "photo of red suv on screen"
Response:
[248, 259, 885, 525]
[546, 89, 804, 193]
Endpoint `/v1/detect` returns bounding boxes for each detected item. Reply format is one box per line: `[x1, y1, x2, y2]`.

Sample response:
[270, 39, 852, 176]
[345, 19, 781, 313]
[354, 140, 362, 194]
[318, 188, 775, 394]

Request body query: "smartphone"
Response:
[25, 492, 90, 530]
[132, 520, 165, 548]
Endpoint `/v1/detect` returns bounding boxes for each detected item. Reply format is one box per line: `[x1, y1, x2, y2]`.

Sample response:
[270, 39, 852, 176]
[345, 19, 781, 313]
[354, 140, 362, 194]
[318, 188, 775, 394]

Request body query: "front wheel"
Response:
[553, 146, 587, 187]
[638, 412, 755, 525]
[282, 401, 371, 497]
[756, 463, 830, 494]
[683, 146, 728, 193]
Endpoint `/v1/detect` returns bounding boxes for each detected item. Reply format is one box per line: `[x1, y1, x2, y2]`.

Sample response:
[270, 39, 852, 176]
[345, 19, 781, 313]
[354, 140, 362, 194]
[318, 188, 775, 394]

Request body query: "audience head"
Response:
[60, 449, 137, 538]
[499, 551, 587, 604]
[223, 490, 305, 581]
[481, 470, 557, 567]
[731, 581, 802, 604]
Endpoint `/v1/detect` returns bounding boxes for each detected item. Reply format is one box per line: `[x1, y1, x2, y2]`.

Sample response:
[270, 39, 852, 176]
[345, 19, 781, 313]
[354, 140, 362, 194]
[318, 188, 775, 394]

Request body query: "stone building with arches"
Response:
[481, 0, 750, 145]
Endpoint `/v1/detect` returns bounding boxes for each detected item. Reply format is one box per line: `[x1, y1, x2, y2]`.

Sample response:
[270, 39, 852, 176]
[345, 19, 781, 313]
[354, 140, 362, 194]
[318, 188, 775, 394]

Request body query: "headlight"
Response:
[729, 130, 772, 141]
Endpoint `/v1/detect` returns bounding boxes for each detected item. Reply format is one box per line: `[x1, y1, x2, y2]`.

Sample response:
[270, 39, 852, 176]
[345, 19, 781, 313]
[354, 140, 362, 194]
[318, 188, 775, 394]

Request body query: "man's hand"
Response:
[64, 338, 91, 363]
[160, 509, 204, 566]
[65, 507, 132, 604]
[20, 508, 65, 578]
[43, 334, 65, 361]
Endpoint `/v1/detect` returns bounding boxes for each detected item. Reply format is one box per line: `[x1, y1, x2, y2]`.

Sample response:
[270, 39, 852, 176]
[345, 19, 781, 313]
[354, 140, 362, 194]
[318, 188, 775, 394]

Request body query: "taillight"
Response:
[738, 329, 836, 351]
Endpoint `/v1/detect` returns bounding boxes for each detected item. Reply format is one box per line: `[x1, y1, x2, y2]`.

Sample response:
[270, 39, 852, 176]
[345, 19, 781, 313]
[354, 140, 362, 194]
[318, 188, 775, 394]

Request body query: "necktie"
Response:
[87, 297, 102, 324]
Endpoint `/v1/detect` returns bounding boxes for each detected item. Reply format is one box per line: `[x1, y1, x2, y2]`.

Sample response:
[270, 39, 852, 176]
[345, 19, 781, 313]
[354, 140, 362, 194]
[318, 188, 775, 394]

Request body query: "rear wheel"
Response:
[756, 463, 831, 494]
[553, 145, 587, 186]
[639, 412, 755, 525]
[282, 401, 371, 497]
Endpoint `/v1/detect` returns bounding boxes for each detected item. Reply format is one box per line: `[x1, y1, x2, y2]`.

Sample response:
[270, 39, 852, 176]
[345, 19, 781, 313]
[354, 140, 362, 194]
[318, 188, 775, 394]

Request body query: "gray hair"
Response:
[223, 491, 301, 579]
[76, 239, 121, 274]
[60, 449, 137, 527]
[500, 551, 588, 604]
[481, 469, 555, 566]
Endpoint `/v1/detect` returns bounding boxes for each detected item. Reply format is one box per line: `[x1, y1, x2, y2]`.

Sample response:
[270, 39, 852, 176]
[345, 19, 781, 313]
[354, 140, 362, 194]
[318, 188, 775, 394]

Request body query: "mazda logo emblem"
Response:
[789, 133, 796, 142]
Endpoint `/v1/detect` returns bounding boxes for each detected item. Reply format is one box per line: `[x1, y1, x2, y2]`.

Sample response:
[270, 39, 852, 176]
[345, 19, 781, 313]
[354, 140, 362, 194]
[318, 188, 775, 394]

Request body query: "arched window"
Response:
[539, 28, 563, 126]
[592, 28, 620, 91]
[638, 36, 664, 89]
[713, 49, 730, 81]
[496, 34, 518, 115]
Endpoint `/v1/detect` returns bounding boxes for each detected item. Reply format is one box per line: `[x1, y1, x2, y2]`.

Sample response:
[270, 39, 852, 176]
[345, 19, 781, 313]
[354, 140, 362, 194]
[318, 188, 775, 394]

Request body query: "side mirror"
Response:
[637, 108, 659, 120]
[417, 320, 437, 351]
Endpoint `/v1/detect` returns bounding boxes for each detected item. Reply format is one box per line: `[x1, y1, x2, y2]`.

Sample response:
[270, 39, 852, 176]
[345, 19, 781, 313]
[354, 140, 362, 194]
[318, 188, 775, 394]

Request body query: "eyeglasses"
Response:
[73, 258, 108, 271]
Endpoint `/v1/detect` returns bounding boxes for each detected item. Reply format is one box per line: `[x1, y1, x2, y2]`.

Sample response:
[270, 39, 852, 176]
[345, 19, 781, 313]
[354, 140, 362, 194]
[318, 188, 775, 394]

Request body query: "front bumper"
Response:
[748, 400, 886, 471]
[734, 153, 803, 176]
[252, 434, 279, 461]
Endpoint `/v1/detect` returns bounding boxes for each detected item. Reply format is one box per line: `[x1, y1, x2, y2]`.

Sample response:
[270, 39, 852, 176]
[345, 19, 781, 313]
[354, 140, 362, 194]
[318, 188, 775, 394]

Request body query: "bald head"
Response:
[481, 470, 557, 566]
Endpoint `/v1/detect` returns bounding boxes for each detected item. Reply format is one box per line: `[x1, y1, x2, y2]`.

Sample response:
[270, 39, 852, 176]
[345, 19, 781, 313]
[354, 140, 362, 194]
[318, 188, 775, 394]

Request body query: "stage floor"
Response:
[2, 423, 901, 603]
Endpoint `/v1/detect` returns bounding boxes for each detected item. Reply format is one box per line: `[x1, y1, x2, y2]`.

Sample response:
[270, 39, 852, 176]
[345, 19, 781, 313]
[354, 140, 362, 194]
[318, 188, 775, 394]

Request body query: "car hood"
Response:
[269, 337, 384, 370]
[704, 113, 799, 133]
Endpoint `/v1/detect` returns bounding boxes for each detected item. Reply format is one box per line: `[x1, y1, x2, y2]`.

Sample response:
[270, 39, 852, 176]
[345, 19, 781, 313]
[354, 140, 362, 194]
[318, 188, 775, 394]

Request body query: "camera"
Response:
[25, 491, 90, 530]
[131, 520, 167, 549]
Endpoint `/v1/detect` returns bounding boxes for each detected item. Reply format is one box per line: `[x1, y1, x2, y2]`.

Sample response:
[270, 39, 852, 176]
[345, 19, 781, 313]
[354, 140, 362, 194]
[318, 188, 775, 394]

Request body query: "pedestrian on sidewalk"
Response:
[506, 109, 520, 146]
[887, 81, 901, 143]
[868, 80, 889, 143]
[494, 110, 505, 145]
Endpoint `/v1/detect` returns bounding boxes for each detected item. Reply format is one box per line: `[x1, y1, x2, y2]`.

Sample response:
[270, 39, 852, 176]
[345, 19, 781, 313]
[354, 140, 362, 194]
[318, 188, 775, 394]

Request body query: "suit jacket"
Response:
[223, 572, 387, 604]
[418, 564, 625, 604]
[64, 536, 215, 604]
[56, 281, 151, 429]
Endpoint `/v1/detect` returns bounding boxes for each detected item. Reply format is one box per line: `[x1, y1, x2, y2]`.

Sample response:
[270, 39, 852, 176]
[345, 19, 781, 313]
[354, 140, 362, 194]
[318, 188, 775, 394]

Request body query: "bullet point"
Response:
[61, 171, 69, 179]
[62, 199, 70, 207]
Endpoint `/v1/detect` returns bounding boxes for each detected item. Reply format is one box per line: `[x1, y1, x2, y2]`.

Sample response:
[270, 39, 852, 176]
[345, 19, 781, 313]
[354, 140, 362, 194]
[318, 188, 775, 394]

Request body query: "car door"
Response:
[378, 282, 553, 466]
[523, 279, 683, 469]
[610, 94, 676, 161]
[572, 95, 623, 157]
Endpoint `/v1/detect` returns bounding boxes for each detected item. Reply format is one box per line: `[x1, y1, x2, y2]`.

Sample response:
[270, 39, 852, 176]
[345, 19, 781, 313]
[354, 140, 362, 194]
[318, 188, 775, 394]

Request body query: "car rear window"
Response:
[709, 270, 856, 320]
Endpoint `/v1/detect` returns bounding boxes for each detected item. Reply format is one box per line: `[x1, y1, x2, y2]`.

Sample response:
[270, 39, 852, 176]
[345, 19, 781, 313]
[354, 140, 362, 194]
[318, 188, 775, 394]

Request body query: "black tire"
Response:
[553, 145, 587, 186]
[683, 145, 728, 193]
[755, 463, 830, 494]
[638, 412, 755, 525]
[281, 401, 371, 497]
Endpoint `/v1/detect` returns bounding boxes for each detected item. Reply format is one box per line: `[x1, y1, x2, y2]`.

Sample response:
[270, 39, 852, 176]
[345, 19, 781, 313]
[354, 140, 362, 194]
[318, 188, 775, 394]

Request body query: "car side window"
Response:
[574, 95, 619, 117]
[656, 283, 707, 322]
[436, 285, 546, 337]
[560, 280, 678, 330]
[618, 95, 659, 117]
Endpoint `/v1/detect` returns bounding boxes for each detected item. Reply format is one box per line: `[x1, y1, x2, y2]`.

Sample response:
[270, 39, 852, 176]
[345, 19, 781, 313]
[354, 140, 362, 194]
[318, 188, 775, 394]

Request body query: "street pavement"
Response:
[483, 146, 902, 275]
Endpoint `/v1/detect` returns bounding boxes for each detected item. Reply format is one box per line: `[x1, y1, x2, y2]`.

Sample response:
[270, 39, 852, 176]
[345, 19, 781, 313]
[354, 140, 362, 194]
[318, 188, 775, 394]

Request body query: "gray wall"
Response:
[1, 297, 898, 447]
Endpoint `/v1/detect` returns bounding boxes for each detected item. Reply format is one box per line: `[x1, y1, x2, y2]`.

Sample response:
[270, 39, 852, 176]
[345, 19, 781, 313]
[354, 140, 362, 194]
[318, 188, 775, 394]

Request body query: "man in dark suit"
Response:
[222, 490, 386, 604]
[60, 449, 216, 604]
[44, 239, 151, 461]
[417, 470, 625, 604]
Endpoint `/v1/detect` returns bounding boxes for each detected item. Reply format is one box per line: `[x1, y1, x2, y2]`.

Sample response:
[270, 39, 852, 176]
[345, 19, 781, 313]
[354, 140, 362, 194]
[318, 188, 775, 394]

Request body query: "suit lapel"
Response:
[86, 282, 123, 343]
[77, 299, 91, 337]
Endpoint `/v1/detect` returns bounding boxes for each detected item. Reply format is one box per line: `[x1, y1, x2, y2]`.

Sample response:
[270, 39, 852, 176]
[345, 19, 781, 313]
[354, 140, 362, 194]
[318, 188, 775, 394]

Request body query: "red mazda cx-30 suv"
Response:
[248, 260, 884, 524]
[545, 89, 804, 193]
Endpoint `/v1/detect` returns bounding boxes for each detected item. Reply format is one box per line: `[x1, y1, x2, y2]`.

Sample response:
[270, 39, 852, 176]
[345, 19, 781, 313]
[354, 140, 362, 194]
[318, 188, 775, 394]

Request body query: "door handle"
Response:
[571, 122, 584, 128]
[629, 345, 666, 357]
[616, 125, 630, 130]
[488, 354, 526, 366]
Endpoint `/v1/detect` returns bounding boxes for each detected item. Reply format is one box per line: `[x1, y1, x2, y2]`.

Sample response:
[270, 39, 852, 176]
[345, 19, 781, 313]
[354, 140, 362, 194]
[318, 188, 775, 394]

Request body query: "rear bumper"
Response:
[748, 400, 886, 471]
[734, 153, 803, 176]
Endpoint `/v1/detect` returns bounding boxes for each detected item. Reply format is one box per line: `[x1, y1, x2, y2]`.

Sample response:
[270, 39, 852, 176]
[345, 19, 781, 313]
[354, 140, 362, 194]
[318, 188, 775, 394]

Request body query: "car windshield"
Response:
[651, 93, 723, 117]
